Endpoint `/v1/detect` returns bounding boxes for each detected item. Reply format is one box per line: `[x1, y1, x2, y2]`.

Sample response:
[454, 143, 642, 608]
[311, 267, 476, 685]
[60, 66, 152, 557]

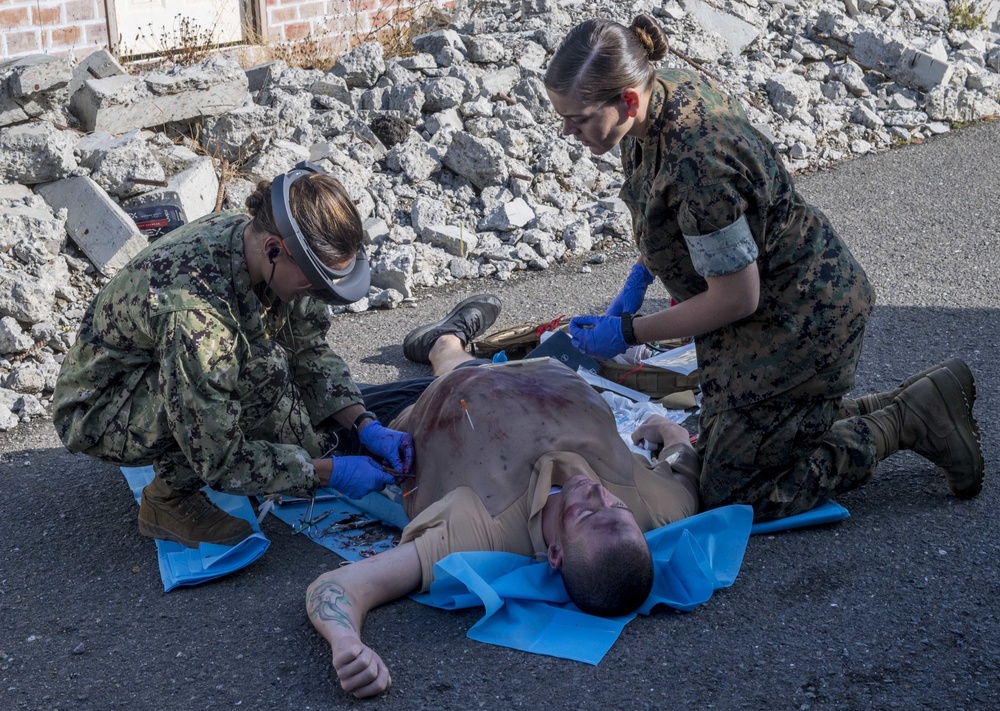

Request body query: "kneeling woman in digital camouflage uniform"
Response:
[544, 15, 983, 519]
[53, 164, 414, 548]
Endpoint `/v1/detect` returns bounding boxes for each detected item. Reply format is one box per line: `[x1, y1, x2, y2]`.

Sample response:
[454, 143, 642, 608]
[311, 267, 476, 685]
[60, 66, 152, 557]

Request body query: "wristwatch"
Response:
[352, 410, 378, 432]
[621, 312, 640, 346]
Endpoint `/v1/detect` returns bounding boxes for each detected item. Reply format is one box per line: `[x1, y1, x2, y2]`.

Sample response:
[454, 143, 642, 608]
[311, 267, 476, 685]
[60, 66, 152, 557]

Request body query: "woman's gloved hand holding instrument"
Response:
[358, 420, 415, 476]
[325, 455, 396, 500]
[324, 418, 415, 500]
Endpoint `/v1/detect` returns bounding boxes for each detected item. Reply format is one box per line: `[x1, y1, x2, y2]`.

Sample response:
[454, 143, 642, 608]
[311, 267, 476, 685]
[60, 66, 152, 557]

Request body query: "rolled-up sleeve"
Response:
[678, 184, 759, 278]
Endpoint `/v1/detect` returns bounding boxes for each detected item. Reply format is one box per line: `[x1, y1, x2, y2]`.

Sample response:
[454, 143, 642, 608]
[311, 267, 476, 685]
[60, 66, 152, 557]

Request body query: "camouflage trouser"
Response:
[89, 339, 340, 493]
[698, 396, 878, 521]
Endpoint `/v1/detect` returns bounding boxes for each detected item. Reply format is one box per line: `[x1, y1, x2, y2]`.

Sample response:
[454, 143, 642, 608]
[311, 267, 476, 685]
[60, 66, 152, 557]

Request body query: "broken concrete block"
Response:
[164, 157, 219, 221]
[421, 224, 478, 256]
[123, 156, 219, 224]
[0, 122, 78, 184]
[71, 55, 249, 134]
[0, 200, 66, 258]
[0, 55, 71, 127]
[562, 220, 593, 253]
[201, 103, 282, 163]
[4, 54, 71, 99]
[0, 316, 35, 354]
[765, 72, 817, 119]
[480, 198, 535, 231]
[244, 138, 310, 178]
[851, 103, 884, 129]
[681, 0, 760, 56]
[329, 41, 385, 89]
[386, 134, 441, 183]
[78, 130, 167, 198]
[35, 176, 147, 276]
[412, 29, 468, 66]
[441, 131, 509, 189]
[422, 77, 467, 113]
[68, 49, 126, 101]
[309, 74, 353, 109]
[467, 35, 506, 63]
[0, 268, 56, 323]
[833, 60, 870, 97]
[370, 245, 415, 298]
[893, 48, 954, 92]
[244, 60, 286, 94]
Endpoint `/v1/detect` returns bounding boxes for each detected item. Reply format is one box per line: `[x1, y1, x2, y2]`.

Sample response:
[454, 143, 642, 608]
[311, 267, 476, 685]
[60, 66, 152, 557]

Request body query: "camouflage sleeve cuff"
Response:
[682, 214, 759, 277]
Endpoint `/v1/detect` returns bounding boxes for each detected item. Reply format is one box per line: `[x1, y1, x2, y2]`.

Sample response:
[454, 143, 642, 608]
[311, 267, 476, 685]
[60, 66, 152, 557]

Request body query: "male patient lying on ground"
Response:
[306, 357, 700, 698]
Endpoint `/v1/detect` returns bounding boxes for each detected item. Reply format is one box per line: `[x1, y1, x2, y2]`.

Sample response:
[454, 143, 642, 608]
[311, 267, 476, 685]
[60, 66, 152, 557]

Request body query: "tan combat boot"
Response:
[138, 475, 253, 548]
[862, 368, 983, 499]
[853, 357, 976, 415]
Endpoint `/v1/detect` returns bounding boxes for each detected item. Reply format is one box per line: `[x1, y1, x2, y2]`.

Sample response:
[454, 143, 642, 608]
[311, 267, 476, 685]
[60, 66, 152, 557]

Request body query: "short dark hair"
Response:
[561, 534, 653, 617]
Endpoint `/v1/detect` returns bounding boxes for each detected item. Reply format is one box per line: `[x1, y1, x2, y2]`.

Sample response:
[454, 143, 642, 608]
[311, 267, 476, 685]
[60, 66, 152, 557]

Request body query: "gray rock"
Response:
[833, 61, 870, 96]
[386, 134, 441, 183]
[371, 245, 415, 298]
[71, 55, 248, 134]
[467, 35, 506, 63]
[0, 122, 77, 184]
[330, 41, 385, 88]
[422, 77, 467, 113]
[480, 197, 535, 231]
[0, 269, 55, 323]
[562, 220, 593, 253]
[766, 72, 816, 119]
[412, 30, 468, 66]
[369, 288, 405, 309]
[0, 316, 34, 354]
[201, 104, 283, 163]
[441, 131, 508, 189]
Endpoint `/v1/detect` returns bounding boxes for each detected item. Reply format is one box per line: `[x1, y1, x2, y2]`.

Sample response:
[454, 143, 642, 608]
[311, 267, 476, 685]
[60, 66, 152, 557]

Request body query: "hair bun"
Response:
[245, 180, 271, 214]
[631, 14, 669, 62]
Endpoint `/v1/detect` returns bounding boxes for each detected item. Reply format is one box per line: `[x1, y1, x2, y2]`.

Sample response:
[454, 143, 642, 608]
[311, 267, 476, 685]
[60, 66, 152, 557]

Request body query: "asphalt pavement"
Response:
[1, 120, 998, 711]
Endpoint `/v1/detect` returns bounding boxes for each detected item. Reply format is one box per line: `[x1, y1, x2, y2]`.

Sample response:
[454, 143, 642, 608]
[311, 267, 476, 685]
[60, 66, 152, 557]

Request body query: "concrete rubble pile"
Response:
[0, 0, 998, 431]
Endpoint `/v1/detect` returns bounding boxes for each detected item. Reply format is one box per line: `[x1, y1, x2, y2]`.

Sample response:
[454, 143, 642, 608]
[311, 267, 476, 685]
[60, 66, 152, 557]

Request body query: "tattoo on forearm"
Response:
[307, 579, 357, 632]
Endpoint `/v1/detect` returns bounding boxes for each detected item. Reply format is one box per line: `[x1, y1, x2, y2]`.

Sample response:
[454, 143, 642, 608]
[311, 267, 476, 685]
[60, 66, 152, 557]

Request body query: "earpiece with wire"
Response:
[267, 246, 281, 262]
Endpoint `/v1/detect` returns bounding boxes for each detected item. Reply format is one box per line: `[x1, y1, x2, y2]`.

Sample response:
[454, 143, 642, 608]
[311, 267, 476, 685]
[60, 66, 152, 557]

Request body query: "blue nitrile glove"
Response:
[569, 314, 628, 359]
[327, 455, 396, 499]
[358, 421, 415, 476]
[606, 263, 655, 317]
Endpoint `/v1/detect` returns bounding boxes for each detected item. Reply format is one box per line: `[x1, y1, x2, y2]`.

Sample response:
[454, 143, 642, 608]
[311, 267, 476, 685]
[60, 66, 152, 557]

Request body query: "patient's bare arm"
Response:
[632, 414, 692, 451]
[632, 415, 700, 500]
[306, 542, 422, 699]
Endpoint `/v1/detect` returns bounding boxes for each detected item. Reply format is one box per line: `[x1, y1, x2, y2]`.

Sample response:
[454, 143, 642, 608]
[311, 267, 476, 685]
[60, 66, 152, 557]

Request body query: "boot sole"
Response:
[403, 294, 501, 364]
[911, 369, 984, 499]
[138, 518, 251, 548]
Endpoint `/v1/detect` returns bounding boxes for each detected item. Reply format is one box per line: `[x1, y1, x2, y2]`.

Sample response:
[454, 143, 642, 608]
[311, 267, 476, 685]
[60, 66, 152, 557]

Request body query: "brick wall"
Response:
[261, 0, 453, 54]
[0, 0, 108, 61]
[0, 0, 451, 62]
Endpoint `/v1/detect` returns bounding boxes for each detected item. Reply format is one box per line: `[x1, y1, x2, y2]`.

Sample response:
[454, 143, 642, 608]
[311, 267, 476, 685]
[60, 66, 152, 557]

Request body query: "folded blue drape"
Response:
[121, 466, 270, 592]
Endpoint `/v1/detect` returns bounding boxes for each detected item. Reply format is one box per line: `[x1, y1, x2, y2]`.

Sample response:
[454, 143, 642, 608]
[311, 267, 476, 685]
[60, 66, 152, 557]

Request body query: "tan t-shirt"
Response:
[391, 359, 699, 591]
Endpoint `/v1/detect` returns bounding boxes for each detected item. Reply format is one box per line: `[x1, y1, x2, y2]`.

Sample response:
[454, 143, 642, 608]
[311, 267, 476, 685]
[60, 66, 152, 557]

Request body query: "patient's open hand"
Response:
[332, 636, 392, 698]
[632, 415, 692, 451]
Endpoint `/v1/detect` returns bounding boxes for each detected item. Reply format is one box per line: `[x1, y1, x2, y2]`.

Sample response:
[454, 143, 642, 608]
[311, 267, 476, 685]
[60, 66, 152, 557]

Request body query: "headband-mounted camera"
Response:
[269, 161, 370, 305]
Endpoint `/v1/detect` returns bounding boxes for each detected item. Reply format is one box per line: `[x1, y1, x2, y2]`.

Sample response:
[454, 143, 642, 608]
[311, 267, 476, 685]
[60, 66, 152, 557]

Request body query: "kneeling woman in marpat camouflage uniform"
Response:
[53, 164, 414, 548]
[544, 15, 983, 519]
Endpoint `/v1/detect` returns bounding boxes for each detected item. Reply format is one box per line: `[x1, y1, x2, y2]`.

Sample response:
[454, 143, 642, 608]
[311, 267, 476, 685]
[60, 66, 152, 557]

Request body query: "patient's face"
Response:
[556, 474, 643, 548]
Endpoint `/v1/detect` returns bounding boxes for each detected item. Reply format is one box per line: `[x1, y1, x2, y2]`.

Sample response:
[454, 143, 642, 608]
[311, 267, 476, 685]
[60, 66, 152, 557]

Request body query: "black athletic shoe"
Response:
[403, 294, 502, 364]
